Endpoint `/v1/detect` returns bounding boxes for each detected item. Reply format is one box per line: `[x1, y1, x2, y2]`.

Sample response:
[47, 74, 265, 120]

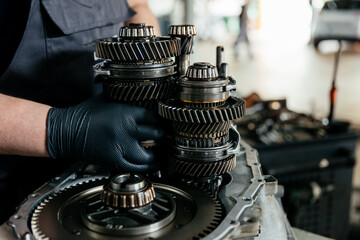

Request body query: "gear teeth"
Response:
[158, 97, 246, 123]
[170, 155, 236, 177]
[177, 131, 228, 139]
[173, 121, 231, 135]
[103, 81, 171, 102]
[31, 176, 108, 240]
[94, 37, 181, 61]
[175, 135, 229, 148]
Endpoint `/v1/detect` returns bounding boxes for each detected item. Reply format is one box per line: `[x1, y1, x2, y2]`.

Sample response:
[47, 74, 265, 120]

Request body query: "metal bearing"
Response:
[119, 23, 156, 38]
[101, 174, 156, 209]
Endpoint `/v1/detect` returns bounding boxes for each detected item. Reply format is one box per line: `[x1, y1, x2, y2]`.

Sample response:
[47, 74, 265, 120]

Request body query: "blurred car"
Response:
[312, 0, 360, 48]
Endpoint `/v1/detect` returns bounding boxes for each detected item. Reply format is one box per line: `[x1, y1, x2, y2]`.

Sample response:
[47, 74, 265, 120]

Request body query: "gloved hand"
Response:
[46, 95, 163, 172]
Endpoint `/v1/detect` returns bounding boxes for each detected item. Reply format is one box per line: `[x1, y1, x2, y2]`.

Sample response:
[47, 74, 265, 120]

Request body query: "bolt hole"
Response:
[72, 229, 81, 236]
[229, 220, 237, 225]
[242, 197, 251, 202]
[176, 224, 185, 229]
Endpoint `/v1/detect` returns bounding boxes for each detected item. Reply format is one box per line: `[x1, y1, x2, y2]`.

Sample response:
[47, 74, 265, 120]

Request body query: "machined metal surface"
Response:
[119, 23, 156, 38]
[0, 143, 298, 240]
[158, 97, 246, 123]
[173, 121, 231, 135]
[94, 37, 180, 62]
[100, 174, 156, 208]
[169, 155, 236, 177]
[30, 178, 222, 240]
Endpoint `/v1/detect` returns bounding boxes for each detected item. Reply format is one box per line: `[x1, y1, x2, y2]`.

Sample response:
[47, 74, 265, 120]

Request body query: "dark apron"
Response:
[0, 0, 135, 223]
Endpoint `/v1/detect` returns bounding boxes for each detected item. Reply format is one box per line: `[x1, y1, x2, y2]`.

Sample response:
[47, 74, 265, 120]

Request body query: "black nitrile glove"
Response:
[46, 95, 163, 172]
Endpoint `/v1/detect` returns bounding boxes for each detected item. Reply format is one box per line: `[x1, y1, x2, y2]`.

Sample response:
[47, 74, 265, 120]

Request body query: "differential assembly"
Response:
[30, 174, 222, 240]
[94, 23, 181, 109]
[158, 51, 246, 179]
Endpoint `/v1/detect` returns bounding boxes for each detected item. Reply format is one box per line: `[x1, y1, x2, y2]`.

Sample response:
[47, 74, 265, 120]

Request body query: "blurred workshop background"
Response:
[148, 0, 360, 239]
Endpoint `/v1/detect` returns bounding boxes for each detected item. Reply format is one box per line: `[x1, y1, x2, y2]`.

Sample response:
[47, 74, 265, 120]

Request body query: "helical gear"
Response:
[175, 134, 229, 148]
[94, 37, 181, 62]
[94, 23, 180, 111]
[168, 25, 197, 55]
[158, 97, 246, 123]
[169, 155, 236, 177]
[172, 121, 231, 135]
[102, 79, 172, 102]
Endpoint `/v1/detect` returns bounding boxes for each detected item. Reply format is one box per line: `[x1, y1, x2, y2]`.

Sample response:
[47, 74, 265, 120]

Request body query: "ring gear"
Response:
[31, 178, 223, 240]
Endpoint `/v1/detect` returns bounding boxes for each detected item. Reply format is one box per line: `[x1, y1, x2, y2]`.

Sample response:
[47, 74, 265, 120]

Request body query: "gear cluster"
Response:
[159, 59, 246, 178]
[94, 23, 181, 109]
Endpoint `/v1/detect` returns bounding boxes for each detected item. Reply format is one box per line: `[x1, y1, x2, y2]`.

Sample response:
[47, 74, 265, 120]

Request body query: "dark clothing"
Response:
[0, 0, 135, 224]
[0, 1, 31, 75]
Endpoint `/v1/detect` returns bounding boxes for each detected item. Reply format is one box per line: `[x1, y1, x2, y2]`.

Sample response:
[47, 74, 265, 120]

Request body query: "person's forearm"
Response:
[126, 0, 161, 35]
[0, 93, 51, 157]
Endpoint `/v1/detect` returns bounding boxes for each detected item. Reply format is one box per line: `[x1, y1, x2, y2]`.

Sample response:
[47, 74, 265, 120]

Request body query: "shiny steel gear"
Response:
[169, 155, 236, 177]
[101, 174, 156, 209]
[102, 79, 172, 102]
[31, 177, 223, 240]
[158, 97, 246, 123]
[172, 121, 232, 135]
[94, 37, 181, 62]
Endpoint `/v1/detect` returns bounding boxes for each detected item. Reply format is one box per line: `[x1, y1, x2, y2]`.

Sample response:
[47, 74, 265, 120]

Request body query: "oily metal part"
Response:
[173, 121, 231, 135]
[102, 80, 172, 102]
[168, 25, 197, 37]
[98, 60, 176, 80]
[169, 155, 236, 177]
[175, 134, 229, 148]
[182, 101, 226, 108]
[84, 190, 175, 236]
[31, 178, 223, 240]
[100, 174, 156, 209]
[119, 24, 156, 38]
[94, 37, 181, 61]
[158, 97, 246, 123]
[177, 130, 229, 139]
[168, 25, 196, 55]
[185, 62, 218, 80]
